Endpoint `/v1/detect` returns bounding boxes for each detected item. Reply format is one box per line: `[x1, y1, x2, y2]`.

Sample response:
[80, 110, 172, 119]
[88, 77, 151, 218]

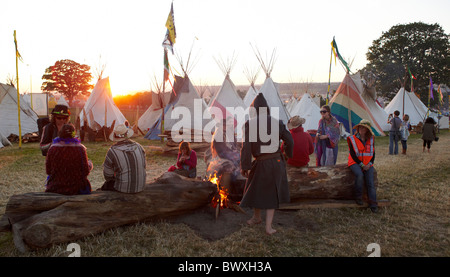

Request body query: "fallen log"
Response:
[3, 172, 216, 252]
[280, 199, 390, 210]
[286, 163, 378, 201]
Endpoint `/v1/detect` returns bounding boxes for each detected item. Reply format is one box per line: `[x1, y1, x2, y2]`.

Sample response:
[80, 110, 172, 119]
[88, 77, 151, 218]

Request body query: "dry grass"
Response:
[0, 131, 449, 257]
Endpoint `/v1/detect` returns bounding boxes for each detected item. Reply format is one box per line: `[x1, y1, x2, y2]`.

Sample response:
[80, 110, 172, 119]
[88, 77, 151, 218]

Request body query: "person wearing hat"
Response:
[240, 93, 294, 235]
[347, 119, 378, 213]
[40, 104, 71, 156]
[100, 123, 147, 193]
[282, 116, 314, 167]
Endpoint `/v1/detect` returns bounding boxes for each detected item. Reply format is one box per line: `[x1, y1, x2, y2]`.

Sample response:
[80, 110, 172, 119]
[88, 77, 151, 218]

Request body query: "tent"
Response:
[243, 66, 260, 108]
[285, 96, 298, 115]
[144, 75, 213, 142]
[384, 88, 449, 128]
[289, 93, 321, 131]
[253, 48, 290, 124]
[0, 132, 12, 148]
[57, 95, 70, 107]
[137, 90, 171, 134]
[384, 88, 426, 126]
[79, 77, 127, 132]
[0, 83, 39, 139]
[22, 93, 48, 116]
[351, 73, 390, 131]
[208, 57, 246, 129]
[329, 74, 385, 136]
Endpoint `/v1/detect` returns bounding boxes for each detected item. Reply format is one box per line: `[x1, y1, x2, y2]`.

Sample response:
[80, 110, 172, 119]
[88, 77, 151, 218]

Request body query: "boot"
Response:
[402, 149, 406, 155]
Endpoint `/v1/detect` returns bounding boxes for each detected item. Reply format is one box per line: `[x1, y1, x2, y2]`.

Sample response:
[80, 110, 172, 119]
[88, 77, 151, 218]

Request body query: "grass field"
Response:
[0, 130, 449, 257]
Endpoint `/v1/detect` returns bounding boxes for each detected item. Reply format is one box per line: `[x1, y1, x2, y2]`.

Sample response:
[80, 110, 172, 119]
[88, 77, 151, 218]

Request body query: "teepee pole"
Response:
[14, 30, 22, 149]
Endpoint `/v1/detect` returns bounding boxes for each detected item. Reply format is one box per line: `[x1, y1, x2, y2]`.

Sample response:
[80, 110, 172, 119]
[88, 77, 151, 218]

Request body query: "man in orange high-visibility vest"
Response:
[347, 119, 378, 213]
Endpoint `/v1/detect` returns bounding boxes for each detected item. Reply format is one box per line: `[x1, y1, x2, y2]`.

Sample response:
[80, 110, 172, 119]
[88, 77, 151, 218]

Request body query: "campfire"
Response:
[206, 172, 245, 219]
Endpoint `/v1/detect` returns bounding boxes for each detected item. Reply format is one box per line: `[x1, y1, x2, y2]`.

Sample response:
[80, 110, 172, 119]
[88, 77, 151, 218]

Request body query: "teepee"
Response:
[253, 47, 290, 124]
[243, 66, 260, 107]
[329, 74, 385, 136]
[384, 87, 427, 126]
[79, 77, 127, 133]
[144, 50, 212, 142]
[57, 95, 70, 107]
[0, 83, 39, 139]
[208, 55, 246, 126]
[289, 93, 321, 131]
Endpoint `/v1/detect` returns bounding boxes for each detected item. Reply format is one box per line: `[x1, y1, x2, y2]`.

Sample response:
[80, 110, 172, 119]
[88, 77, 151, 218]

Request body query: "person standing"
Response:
[421, 117, 437, 153]
[347, 119, 378, 213]
[240, 93, 294, 235]
[315, 105, 340, 166]
[45, 124, 92, 195]
[40, 104, 71, 156]
[388, 110, 402, 155]
[282, 116, 314, 167]
[400, 114, 411, 155]
[101, 124, 147, 193]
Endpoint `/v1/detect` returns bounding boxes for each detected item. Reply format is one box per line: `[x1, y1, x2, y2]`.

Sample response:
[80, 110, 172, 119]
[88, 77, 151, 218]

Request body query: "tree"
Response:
[363, 22, 450, 104]
[41, 59, 94, 105]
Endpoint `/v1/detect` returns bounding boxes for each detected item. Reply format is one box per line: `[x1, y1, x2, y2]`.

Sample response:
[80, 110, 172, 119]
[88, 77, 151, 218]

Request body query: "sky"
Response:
[1, 0, 450, 97]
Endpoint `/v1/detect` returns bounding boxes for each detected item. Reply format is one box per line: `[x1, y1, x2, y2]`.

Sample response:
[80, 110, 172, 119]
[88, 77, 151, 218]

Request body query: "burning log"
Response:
[3, 172, 216, 252]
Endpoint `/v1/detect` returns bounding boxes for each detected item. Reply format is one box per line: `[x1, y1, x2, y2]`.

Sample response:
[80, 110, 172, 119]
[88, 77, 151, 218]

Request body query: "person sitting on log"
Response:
[282, 115, 314, 167]
[347, 119, 378, 213]
[40, 104, 71, 156]
[171, 141, 197, 178]
[100, 124, 147, 193]
[45, 123, 92, 195]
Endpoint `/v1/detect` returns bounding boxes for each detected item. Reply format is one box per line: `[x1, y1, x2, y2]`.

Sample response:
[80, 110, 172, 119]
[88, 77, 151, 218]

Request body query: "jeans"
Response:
[350, 164, 377, 208]
[401, 140, 407, 151]
[389, 131, 399, 155]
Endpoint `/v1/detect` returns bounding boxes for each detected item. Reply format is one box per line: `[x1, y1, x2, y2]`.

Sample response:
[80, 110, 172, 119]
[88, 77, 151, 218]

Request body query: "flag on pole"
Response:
[437, 84, 444, 104]
[429, 77, 434, 100]
[407, 66, 416, 80]
[164, 48, 170, 83]
[162, 2, 176, 54]
[13, 30, 23, 62]
[331, 37, 350, 73]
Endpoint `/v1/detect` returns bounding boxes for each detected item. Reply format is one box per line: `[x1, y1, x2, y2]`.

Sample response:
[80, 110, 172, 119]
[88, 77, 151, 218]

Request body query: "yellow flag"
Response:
[165, 3, 176, 45]
[13, 30, 23, 62]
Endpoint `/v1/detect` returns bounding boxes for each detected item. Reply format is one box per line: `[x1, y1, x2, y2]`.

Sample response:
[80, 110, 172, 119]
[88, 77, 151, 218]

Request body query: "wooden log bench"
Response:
[0, 163, 388, 252]
[1, 172, 217, 252]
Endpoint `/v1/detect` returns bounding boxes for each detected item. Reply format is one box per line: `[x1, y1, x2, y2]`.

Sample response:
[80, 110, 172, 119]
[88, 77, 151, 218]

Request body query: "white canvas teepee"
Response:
[384, 88, 427, 126]
[57, 95, 69, 107]
[285, 96, 299, 115]
[289, 93, 321, 131]
[209, 56, 246, 125]
[253, 47, 290, 124]
[79, 77, 127, 131]
[137, 90, 171, 134]
[144, 75, 213, 141]
[0, 83, 39, 138]
[243, 66, 260, 108]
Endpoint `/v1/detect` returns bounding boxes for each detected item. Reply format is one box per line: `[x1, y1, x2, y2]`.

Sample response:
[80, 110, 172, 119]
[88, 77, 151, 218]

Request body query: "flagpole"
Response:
[161, 50, 166, 144]
[326, 46, 333, 105]
[14, 30, 22, 149]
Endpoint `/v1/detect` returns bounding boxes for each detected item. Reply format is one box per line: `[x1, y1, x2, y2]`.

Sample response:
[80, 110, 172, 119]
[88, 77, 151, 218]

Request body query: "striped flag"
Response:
[437, 85, 444, 104]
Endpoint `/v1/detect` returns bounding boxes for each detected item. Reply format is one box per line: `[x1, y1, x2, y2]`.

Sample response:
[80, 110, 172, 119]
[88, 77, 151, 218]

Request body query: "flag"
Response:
[13, 30, 23, 62]
[162, 3, 176, 54]
[331, 37, 350, 73]
[429, 77, 434, 100]
[163, 48, 169, 83]
[407, 66, 416, 80]
[437, 85, 444, 104]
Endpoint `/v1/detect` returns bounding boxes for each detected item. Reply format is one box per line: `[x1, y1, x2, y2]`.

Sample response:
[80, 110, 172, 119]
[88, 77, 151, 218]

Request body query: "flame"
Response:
[208, 172, 228, 208]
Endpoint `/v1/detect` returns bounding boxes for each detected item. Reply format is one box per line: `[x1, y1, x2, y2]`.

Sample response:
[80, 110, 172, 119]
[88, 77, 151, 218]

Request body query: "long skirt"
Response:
[239, 157, 290, 209]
